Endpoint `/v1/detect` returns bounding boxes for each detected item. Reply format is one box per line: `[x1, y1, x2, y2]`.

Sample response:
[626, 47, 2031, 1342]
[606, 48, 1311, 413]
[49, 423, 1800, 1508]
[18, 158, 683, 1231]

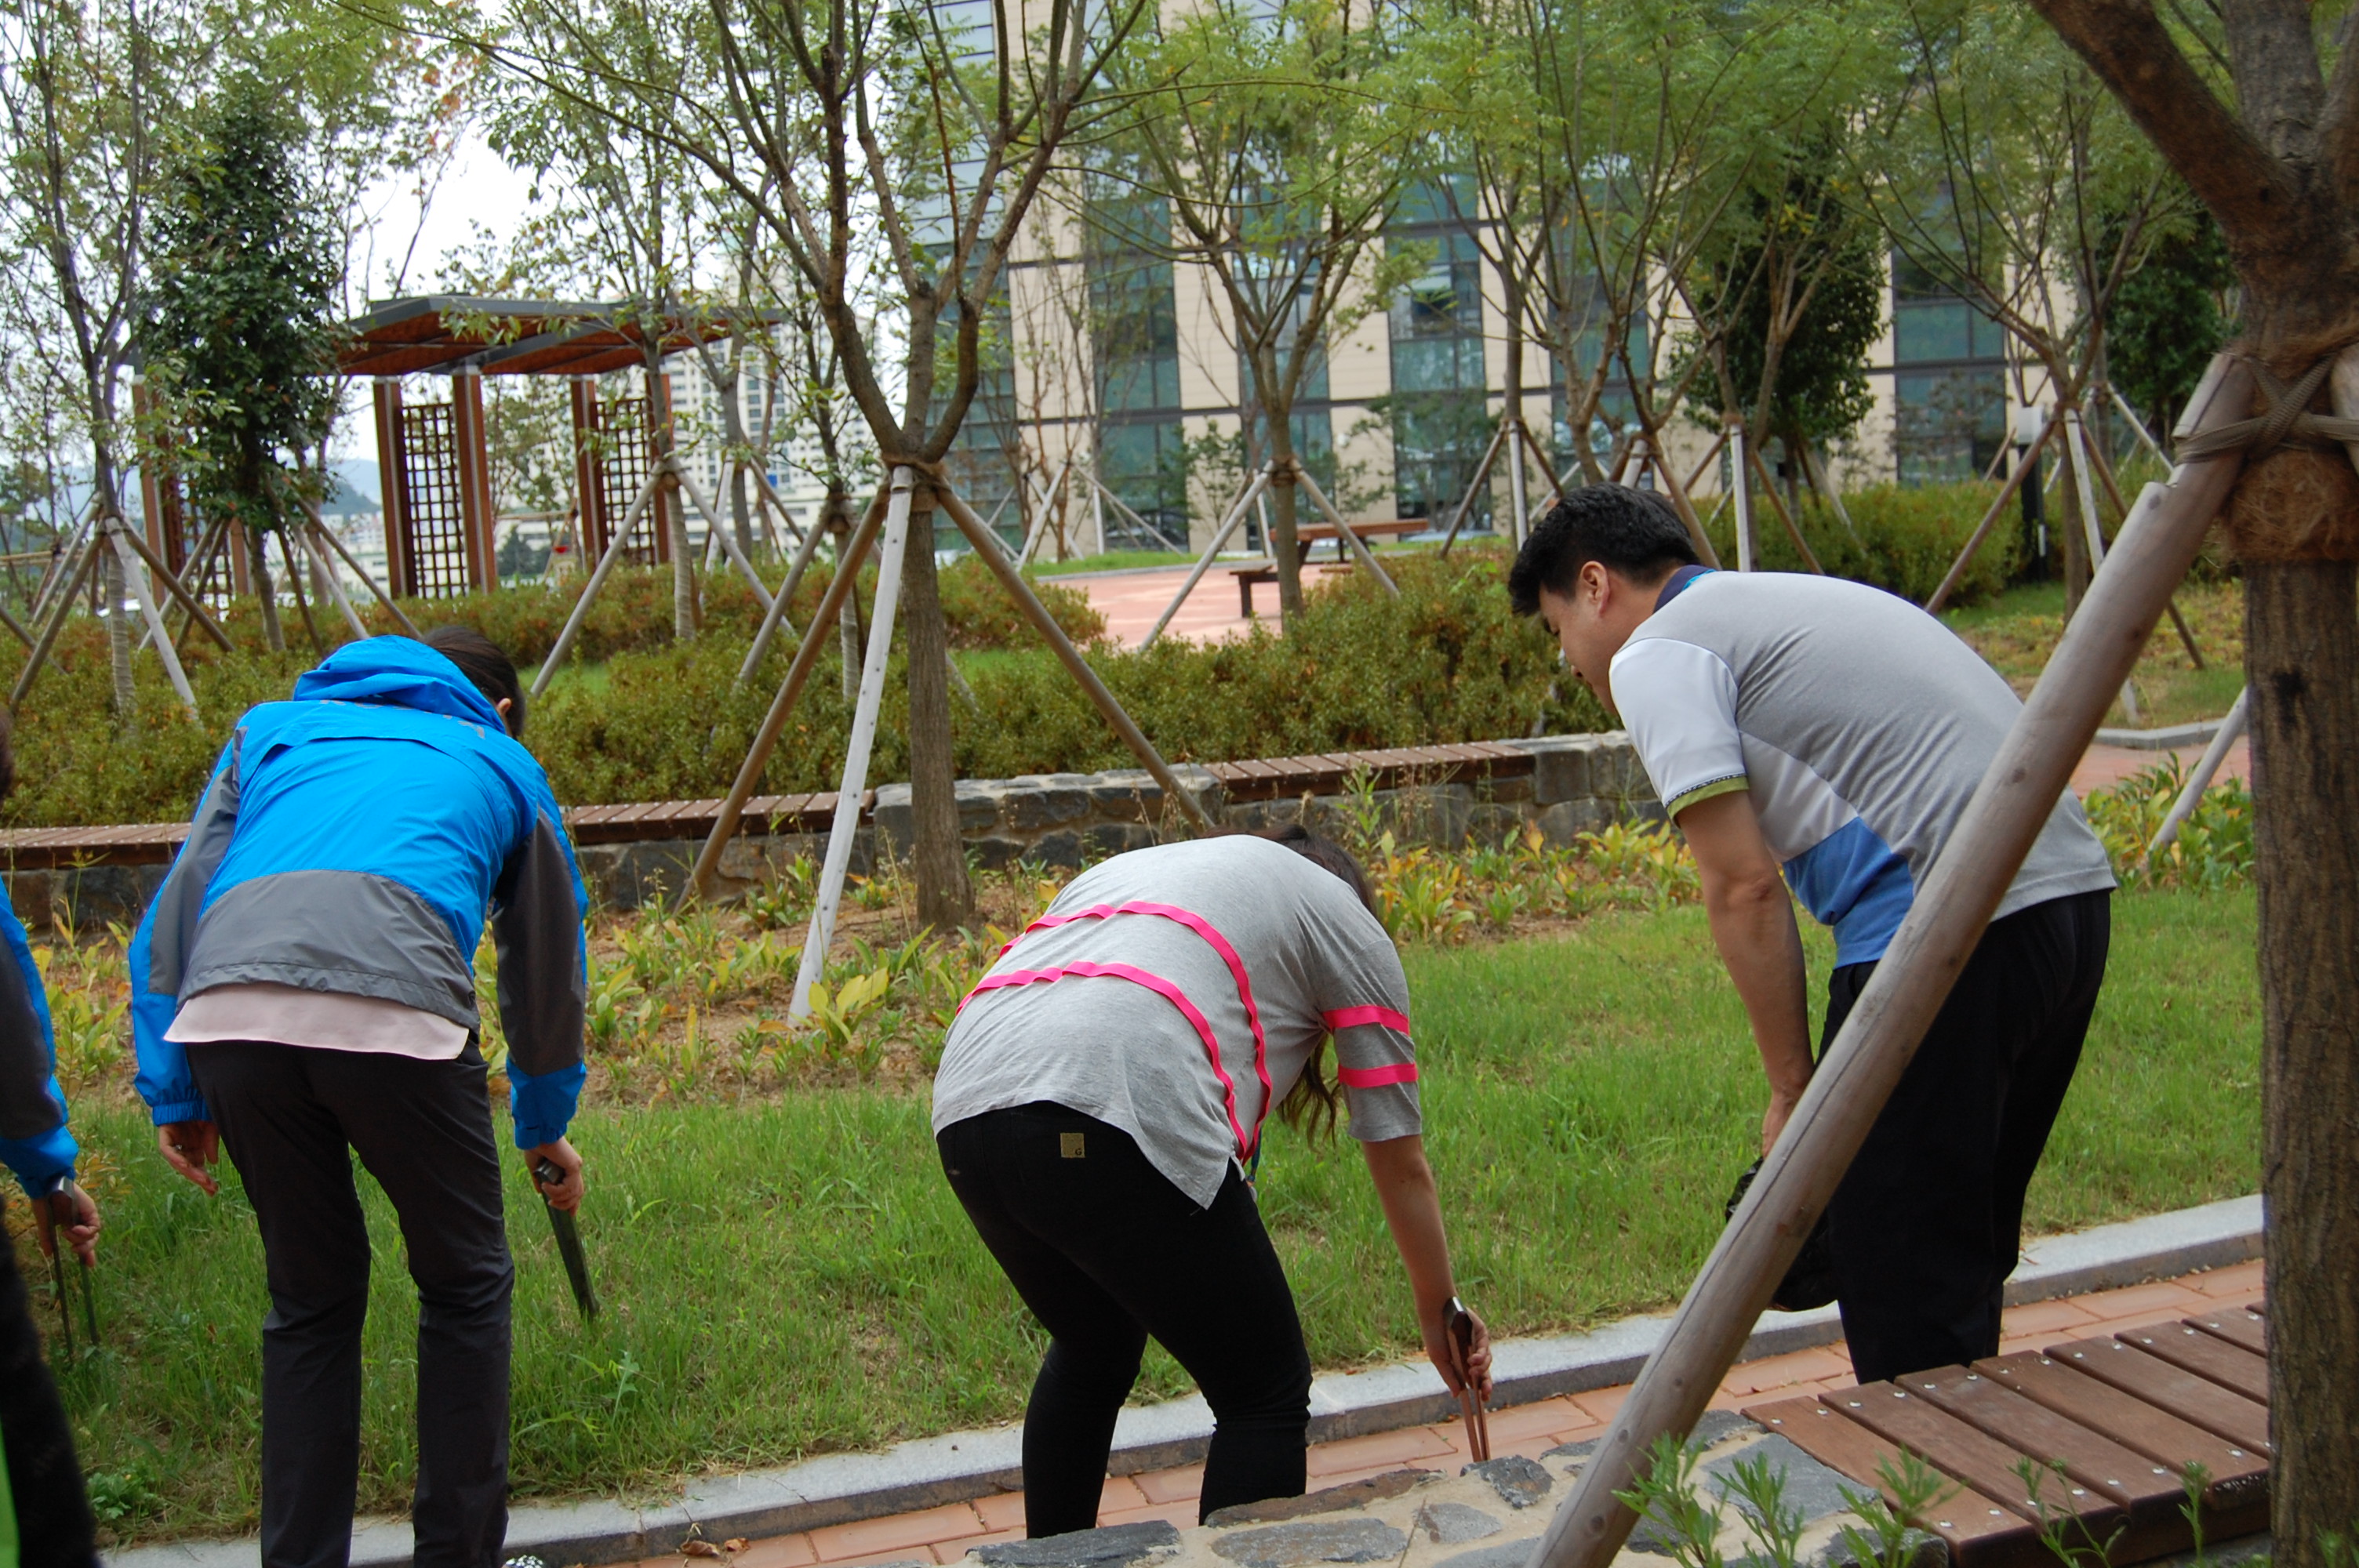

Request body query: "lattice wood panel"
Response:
[597, 396, 664, 566]
[398, 402, 474, 597]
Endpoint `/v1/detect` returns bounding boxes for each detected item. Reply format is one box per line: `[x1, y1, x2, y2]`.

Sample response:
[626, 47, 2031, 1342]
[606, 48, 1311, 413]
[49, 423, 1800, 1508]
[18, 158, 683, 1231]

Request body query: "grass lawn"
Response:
[1943, 579, 2244, 730]
[16, 887, 2256, 1542]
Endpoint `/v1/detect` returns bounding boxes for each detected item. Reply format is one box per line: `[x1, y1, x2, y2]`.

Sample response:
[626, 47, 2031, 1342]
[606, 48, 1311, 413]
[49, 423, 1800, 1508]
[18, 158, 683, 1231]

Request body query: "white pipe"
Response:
[304, 499, 420, 636]
[2063, 410, 2142, 723]
[1141, 466, 1275, 649]
[104, 521, 198, 720]
[1507, 417, 1532, 550]
[529, 468, 667, 699]
[296, 521, 370, 641]
[2146, 688, 2248, 862]
[736, 490, 845, 685]
[673, 463, 777, 612]
[1730, 425, 1756, 571]
[788, 467, 914, 1021]
[2109, 386, 2173, 469]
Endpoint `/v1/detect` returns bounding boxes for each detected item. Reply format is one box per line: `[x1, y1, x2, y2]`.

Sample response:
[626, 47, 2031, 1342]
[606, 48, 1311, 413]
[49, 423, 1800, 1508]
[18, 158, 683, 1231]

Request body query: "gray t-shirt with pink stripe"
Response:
[931, 835, 1422, 1207]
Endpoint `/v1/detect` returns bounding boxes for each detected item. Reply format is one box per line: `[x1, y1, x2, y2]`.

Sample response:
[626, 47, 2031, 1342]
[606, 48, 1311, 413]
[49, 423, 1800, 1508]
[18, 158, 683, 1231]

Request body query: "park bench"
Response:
[1230, 517, 1427, 615]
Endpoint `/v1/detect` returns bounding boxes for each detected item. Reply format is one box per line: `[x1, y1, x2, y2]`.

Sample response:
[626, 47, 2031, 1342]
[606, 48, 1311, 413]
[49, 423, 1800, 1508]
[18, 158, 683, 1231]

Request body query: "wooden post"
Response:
[1436, 419, 1510, 558]
[374, 379, 410, 597]
[935, 479, 1216, 832]
[1923, 410, 2061, 615]
[1524, 354, 2254, 1568]
[569, 377, 609, 561]
[452, 367, 498, 590]
[1507, 415, 1533, 549]
[687, 498, 890, 902]
[527, 468, 670, 700]
[2146, 687, 2248, 862]
[1143, 465, 1275, 649]
[1296, 465, 1400, 597]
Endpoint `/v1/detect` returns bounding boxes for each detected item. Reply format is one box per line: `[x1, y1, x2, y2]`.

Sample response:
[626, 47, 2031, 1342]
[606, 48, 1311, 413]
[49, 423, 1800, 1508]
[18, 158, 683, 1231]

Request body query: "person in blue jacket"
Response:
[129, 626, 589, 1568]
[0, 710, 104, 1568]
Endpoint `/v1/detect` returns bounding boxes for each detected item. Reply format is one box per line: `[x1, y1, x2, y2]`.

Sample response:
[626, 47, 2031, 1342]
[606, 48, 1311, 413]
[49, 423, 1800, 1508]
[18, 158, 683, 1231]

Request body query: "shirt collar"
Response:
[1654, 564, 1716, 612]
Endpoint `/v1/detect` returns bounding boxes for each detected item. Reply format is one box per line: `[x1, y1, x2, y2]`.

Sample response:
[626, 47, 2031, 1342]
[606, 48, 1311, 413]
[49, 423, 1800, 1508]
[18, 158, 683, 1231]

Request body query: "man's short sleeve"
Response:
[1609, 637, 1749, 817]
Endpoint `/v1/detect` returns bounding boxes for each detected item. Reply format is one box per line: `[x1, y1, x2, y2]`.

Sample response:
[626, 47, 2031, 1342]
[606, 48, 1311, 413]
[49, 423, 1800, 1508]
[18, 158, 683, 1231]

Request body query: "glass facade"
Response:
[1089, 198, 1187, 546]
[1890, 256, 2008, 485]
[1389, 188, 1491, 525]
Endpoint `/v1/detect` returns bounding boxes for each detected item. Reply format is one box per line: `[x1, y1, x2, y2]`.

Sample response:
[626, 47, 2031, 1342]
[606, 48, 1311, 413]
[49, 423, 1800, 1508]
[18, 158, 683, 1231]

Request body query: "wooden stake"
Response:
[2063, 410, 2143, 722]
[1745, 441, 1824, 575]
[2078, 431, 2205, 669]
[2146, 687, 2248, 863]
[935, 480, 1216, 832]
[1294, 466, 1399, 597]
[529, 468, 668, 700]
[1922, 411, 2060, 615]
[1524, 354, 2253, 1568]
[737, 488, 867, 686]
[1142, 466, 1275, 649]
[1729, 423, 1757, 571]
[10, 539, 96, 710]
[302, 503, 420, 637]
[1437, 420, 1511, 558]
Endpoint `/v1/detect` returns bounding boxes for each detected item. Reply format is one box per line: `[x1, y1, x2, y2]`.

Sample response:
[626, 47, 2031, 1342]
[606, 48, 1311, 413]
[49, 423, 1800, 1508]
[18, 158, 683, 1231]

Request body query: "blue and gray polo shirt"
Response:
[1608, 570, 2115, 967]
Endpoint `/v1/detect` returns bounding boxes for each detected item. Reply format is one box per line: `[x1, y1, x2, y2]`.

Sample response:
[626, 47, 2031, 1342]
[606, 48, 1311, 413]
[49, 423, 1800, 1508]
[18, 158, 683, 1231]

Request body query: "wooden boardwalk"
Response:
[1748, 1302, 2271, 1568]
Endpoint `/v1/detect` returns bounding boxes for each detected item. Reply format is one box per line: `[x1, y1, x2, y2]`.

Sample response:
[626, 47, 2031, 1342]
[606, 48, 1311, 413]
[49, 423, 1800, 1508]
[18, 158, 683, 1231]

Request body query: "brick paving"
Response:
[631, 1260, 2265, 1568]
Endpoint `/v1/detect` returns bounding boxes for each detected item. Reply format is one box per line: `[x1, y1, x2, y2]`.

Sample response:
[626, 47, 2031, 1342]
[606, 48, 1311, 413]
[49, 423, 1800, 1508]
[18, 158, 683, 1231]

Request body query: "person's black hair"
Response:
[420, 625, 525, 737]
[1236, 822, 1380, 1142]
[1506, 484, 1697, 616]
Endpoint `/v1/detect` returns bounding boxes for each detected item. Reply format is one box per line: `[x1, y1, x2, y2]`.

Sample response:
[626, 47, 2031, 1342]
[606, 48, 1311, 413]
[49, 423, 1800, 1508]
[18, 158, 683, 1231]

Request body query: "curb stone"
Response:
[101, 1196, 2262, 1568]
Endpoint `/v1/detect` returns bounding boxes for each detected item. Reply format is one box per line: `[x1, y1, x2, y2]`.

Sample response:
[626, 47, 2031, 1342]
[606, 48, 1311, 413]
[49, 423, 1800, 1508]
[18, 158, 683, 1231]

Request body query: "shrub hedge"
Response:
[1699, 480, 2020, 605]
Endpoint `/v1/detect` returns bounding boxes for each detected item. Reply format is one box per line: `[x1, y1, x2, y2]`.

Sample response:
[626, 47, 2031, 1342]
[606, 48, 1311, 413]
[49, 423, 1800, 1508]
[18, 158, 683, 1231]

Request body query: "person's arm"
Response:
[491, 800, 590, 1212]
[1363, 1134, 1492, 1399]
[1677, 789, 1813, 1150]
[133, 741, 243, 1193]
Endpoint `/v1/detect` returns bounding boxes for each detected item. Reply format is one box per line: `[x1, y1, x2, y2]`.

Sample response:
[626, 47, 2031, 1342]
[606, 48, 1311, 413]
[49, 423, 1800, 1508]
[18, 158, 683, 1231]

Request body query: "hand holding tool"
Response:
[35, 1176, 97, 1351]
[1446, 1295, 1489, 1463]
[535, 1158, 598, 1322]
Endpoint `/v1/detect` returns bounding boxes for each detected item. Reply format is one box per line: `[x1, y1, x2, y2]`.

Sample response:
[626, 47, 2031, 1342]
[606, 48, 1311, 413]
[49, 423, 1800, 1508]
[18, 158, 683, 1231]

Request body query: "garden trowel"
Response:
[37, 1176, 98, 1352]
[535, 1159, 598, 1323]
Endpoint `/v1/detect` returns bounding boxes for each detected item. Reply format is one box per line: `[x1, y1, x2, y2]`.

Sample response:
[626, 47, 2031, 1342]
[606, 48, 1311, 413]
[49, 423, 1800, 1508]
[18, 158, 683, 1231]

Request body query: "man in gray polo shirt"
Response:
[1507, 485, 2116, 1382]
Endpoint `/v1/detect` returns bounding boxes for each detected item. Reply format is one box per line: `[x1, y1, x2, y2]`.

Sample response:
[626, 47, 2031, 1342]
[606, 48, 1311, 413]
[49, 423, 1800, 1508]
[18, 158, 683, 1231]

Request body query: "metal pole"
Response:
[1526, 353, 2253, 1568]
[1083, 467, 1183, 553]
[1801, 445, 1862, 547]
[1729, 423, 1757, 572]
[529, 468, 667, 700]
[103, 520, 200, 719]
[1295, 466, 1399, 597]
[1746, 441, 1824, 575]
[688, 497, 889, 901]
[2108, 384, 2173, 469]
[787, 467, 915, 1020]
[1923, 410, 2060, 615]
[1436, 420, 1510, 558]
[1648, 425, 1723, 571]
[737, 488, 869, 686]
[2062, 409, 2143, 723]
[934, 479, 1216, 832]
[2146, 687, 2248, 863]
[296, 521, 371, 641]
[29, 507, 96, 626]
[112, 510, 234, 651]
[1141, 466, 1274, 649]
[1020, 458, 1074, 567]
[1681, 430, 1731, 499]
[1507, 417, 1533, 550]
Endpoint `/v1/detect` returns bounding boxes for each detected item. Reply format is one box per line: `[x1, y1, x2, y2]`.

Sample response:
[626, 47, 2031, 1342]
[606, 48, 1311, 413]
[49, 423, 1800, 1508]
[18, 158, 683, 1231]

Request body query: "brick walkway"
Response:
[638, 1259, 2266, 1568]
[1073, 562, 1358, 648]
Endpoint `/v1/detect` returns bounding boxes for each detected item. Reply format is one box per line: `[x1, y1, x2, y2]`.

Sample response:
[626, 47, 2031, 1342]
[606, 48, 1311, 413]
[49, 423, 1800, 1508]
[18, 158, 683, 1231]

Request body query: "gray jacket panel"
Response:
[146, 738, 244, 999]
[0, 953, 53, 1142]
[493, 811, 586, 1078]
[180, 869, 480, 1028]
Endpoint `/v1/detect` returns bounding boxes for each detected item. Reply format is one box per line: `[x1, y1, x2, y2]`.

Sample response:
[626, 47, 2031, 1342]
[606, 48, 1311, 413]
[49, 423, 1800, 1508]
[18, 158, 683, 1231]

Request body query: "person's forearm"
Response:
[1362, 1136, 1456, 1316]
[1704, 874, 1813, 1098]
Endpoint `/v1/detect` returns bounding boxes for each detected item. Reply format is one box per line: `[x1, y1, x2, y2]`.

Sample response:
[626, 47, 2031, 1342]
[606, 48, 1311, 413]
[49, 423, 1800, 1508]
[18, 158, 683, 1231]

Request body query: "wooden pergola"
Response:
[338, 297, 737, 597]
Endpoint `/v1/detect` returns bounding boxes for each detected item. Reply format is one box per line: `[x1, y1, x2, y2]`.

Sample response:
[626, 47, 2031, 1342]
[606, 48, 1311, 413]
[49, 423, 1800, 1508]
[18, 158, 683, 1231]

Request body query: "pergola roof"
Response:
[339, 296, 751, 379]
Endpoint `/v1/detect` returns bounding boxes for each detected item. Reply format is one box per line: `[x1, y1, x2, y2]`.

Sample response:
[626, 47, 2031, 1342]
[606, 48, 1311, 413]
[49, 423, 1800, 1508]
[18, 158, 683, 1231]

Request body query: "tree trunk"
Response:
[2059, 450, 2088, 620]
[730, 462, 756, 559]
[104, 539, 133, 717]
[903, 492, 973, 928]
[252, 524, 286, 652]
[2245, 559, 2359, 1566]
[1265, 409, 1306, 624]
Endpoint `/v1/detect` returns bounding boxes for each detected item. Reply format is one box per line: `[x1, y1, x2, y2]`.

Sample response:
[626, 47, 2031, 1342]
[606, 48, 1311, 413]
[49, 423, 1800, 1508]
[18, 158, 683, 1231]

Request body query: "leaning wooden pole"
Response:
[688, 490, 890, 902]
[1922, 411, 2060, 615]
[1142, 466, 1274, 650]
[737, 487, 874, 685]
[935, 480, 1215, 832]
[1526, 354, 2254, 1568]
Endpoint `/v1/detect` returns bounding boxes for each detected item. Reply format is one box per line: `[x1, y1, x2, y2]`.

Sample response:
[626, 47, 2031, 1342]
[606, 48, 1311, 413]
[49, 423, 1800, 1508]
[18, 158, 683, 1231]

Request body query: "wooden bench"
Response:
[1229, 518, 1428, 615]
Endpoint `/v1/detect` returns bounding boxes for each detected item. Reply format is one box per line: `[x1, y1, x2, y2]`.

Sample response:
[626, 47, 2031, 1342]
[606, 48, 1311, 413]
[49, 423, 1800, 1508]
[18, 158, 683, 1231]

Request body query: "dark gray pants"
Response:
[189, 1041, 514, 1568]
[1, 1200, 98, 1568]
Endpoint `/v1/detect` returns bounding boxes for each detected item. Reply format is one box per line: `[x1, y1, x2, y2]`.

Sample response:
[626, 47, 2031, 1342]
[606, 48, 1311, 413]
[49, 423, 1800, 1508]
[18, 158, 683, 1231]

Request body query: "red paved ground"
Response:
[2071, 737, 2249, 797]
[639, 1259, 2266, 1568]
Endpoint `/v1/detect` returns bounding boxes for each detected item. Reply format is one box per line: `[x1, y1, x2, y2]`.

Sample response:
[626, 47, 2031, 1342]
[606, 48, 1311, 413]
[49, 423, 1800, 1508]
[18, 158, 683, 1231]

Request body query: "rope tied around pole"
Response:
[2173, 351, 2359, 462]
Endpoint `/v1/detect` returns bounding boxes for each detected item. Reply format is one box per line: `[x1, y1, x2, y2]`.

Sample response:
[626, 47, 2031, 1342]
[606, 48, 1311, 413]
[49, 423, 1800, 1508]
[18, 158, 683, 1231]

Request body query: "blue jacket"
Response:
[130, 637, 589, 1148]
[0, 899, 76, 1197]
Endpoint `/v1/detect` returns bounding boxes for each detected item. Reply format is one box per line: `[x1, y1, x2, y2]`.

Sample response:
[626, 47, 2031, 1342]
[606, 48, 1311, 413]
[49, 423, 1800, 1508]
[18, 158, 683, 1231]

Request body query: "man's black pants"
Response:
[938, 1103, 1313, 1537]
[189, 1042, 514, 1568]
[1, 1202, 98, 1568]
[1821, 889, 2111, 1384]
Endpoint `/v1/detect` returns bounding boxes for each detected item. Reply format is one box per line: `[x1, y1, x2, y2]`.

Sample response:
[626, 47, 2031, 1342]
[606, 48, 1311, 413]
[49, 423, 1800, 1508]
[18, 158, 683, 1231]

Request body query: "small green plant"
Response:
[2178, 1462, 2212, 1568]
[1720, 1448, 1809, 1568]
[1614, 1434, 1727, 1568]
[2321, 1525, 2359, 1568]
[1831, 1451, 1954, 1568]
[2017, 1456, 2125, 1568]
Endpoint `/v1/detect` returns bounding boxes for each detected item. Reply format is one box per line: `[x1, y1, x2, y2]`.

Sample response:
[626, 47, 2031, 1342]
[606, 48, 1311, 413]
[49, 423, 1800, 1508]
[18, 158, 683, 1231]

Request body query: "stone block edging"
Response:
[101, 1195, 2261, 1568]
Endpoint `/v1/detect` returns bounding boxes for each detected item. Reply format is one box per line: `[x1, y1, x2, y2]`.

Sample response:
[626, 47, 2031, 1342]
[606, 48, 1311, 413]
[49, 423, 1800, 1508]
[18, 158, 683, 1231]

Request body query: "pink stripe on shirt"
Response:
[1336, 1062, 1420, 1088]
[1323, 1004, 1412, 1033]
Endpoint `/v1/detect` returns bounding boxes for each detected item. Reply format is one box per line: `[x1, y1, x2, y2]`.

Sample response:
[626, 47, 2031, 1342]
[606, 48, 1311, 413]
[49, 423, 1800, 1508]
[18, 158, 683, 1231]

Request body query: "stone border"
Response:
[2092, 720, 2226, 751]
[103, 1196, 2261, 1568]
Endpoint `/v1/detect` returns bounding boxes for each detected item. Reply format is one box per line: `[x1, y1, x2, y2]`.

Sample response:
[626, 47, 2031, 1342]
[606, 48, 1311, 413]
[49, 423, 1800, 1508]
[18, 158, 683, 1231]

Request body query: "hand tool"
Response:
[1446, 1295, 1489, 1462]
[535, 1159, 598, 1322]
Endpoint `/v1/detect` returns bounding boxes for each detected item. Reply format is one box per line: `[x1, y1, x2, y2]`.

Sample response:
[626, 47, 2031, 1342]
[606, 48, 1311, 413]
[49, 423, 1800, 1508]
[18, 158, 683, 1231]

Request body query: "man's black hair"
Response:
[1507, 484, 1697, 615]
[420, 625, 526, 737]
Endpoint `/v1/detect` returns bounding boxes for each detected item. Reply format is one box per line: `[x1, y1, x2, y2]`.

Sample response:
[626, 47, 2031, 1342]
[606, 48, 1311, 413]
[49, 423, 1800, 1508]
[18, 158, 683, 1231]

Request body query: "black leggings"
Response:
[1, 1200, 99, 1568]
[1823, 889, 2112, 1383]
[938, 1103, 1312, 1536]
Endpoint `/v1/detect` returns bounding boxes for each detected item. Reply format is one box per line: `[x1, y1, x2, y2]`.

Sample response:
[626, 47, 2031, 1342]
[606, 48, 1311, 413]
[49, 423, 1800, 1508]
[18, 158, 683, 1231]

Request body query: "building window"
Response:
[1890, 256, 2006, 485]
[1388, 193, 1489, 524]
